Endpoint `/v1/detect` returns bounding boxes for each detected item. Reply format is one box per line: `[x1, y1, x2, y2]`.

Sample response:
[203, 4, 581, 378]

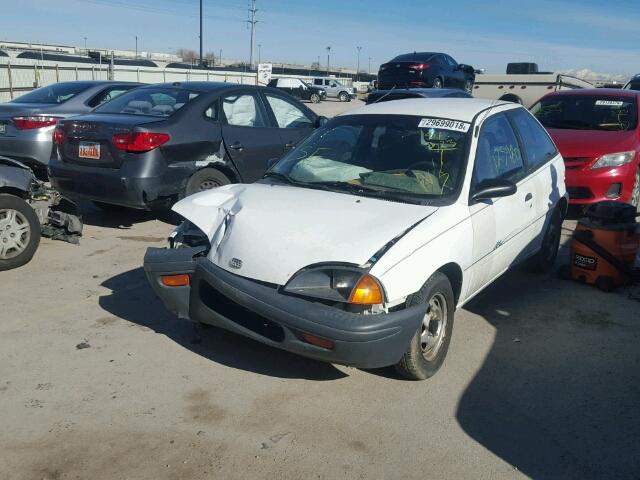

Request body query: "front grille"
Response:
[567, 187, 593, 200]
[564, 157, 591, 170]
[199, 280, 285, 342]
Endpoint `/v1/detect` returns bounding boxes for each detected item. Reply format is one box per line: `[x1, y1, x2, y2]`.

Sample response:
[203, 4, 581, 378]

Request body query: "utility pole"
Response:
[219, 48, 222, 66]
[368, 56, 372, 74]
[247, 0, 258, 69]
[135, 35, 138, 59]
[258, 44, 261, 65]
[83, 37, 87, 52]
[199, 0, 203, 65]
[356, 46, 362, 81]
[326, 46, 331, 76]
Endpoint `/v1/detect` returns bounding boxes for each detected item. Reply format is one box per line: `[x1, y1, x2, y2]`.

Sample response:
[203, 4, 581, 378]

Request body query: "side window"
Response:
[204, 99, 219, 120]
[473, 113, 524, 185]
[508, 108, 558, 171]
[313, 79, 322, 86]
[87, 86, 132, 108]
[264, 94, 314, 129]
[444, 55, 457, 67]
[221, 93, 266, 127]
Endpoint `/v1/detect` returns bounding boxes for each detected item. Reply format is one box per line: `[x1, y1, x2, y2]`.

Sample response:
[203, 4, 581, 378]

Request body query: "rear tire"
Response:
[0, 194, 41, 271]
[310, 93, 321, 104]
[433, 77, 443, 89]
[395, 272, 455, 380]
[529, 207, 563, 274]
[185, 168, 231, 197]
[338, 92, 349, 102]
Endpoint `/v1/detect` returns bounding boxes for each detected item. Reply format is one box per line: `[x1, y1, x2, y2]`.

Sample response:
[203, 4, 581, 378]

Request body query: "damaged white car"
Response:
[144, 98, 567, 380]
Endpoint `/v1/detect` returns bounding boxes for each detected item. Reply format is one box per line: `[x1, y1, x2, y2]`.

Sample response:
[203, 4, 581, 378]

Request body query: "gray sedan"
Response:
[0, 81, 143, 177]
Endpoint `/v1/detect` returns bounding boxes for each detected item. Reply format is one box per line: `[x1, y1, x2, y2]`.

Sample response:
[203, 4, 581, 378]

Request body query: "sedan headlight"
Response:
[591, 151, 635, 169]
[283, 266, 384, 305]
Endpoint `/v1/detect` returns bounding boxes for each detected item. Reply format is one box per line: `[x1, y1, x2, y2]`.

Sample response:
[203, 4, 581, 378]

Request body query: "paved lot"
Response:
[1, 99, 639, 480]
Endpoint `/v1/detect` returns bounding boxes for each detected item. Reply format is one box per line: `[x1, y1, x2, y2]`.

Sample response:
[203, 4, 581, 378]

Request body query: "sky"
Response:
[2, 0, 640, 77]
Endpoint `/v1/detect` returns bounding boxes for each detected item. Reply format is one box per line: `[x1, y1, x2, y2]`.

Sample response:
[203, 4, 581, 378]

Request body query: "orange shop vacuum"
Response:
[570, 201, 640, 292]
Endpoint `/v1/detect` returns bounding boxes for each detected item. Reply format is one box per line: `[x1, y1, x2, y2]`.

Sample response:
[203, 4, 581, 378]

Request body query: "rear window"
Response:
[12, 82, 95, 104]
[391, 53, 436, 62]
[94, 87, 201, 116]
[531, 95, 638, 132]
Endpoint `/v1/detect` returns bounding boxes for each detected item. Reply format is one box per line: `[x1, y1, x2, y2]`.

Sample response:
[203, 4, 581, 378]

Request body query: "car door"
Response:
[220, 90, 285, 182]
[468, 112, 536, 293]
[507, 107, 563, 250]
[262, 92, 317, 152]
[444, 55, 464, 89]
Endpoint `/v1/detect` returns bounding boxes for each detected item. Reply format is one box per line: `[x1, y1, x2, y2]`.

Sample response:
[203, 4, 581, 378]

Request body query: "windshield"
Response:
[12, 82, 95, 104]
[269, 114, 471, 203]
[94, 87, 201, 116]
[531, 95, 637, 131]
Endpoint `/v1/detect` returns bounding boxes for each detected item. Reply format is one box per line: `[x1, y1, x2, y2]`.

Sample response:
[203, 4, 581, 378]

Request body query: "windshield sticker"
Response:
[595, 100, 624, 107]
[418, 118, 470, 133]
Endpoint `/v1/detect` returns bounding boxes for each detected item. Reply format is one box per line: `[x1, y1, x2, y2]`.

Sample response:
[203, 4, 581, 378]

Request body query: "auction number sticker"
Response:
[595, 100, 624, 107]
[418, 118, 470, 133]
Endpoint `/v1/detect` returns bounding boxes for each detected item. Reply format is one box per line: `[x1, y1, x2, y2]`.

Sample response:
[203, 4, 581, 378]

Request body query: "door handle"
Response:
[285, 142, 296, 149]
[524, 193, 533, 202]
[229, 142, 244, 151]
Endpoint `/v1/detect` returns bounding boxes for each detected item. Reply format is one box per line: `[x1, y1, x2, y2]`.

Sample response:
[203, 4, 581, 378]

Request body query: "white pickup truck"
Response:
[473, 73, 593, 108]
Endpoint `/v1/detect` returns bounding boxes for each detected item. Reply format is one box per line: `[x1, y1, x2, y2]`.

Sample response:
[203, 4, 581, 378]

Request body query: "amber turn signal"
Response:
[301, 333, 335, 350]
[349, 274, 384, 305]
[161, 274, 190, 287]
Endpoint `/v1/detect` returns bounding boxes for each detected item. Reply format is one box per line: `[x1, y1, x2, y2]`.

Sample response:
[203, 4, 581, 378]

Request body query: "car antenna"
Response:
[373, 85, 397, 104]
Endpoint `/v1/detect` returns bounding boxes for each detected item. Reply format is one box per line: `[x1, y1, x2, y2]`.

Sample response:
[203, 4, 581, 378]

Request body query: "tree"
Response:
[310, 61, 320, 71]
[176, 48, 198, 63]
[204, 51, 216, 64]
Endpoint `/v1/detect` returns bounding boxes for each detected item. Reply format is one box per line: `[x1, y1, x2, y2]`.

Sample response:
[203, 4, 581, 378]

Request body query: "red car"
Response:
[531, 89, 640, 209]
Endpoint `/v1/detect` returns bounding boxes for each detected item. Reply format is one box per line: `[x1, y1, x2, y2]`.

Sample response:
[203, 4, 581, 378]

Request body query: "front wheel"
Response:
[338, 92, 349, 102]
[630, 168, 639, 211]
[310, 93, 321, 104]
[395, 272, 455, 380]
[464, 79, 473, 94]
[0, 194, 41, 271]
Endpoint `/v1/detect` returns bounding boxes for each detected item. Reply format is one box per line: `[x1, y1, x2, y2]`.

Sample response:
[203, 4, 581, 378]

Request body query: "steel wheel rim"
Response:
[0, 208, 31, 259]
[199, 179, 221, 191]
[631, 171, 640, 209]
[420, 293, 448, 361]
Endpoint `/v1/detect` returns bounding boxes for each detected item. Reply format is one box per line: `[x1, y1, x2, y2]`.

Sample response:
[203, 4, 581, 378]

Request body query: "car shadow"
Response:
[456, 265, 640, 479]
[98, 267, 348, 381]
[77, 200, 181, 229]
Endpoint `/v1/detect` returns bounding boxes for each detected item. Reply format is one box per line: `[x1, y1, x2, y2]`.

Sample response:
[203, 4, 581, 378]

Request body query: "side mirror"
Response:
[267, 158, 279, 169]
[471, 178, 517, 202]
[315, 116, 329, 128]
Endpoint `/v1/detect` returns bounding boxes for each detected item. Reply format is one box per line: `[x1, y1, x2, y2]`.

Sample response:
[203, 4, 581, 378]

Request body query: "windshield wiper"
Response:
[262, 171, 296, 185]
[305, 181, 425, 204]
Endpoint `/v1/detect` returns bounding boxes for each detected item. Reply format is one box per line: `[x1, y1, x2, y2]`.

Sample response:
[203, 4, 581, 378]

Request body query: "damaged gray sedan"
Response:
[0, 156, 82, 271]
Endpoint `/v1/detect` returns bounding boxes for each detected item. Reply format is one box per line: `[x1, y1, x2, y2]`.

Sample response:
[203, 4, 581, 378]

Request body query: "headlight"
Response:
[591, 151, 635, 169]
[283, 266, 384, 305]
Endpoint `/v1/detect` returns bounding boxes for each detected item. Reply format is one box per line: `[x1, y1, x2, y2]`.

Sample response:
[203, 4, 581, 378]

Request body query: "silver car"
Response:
[0, 81, 143, 177]
[311, 77, 357, 102]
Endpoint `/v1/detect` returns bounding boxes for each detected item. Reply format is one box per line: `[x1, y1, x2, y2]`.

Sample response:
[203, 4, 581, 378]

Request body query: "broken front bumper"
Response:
[144, 247, 425, 369]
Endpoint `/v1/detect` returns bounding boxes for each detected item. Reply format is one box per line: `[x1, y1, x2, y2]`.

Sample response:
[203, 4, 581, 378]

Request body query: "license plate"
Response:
[0, 124, 6, 134]
[79, 141, 100, 159]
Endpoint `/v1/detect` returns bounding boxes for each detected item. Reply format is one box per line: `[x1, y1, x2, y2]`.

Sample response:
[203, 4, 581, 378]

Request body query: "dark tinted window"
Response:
[508, 108, 557, 170]
[87, 85, 137, 108]
[94, 87, 201, 116]
[531, 95, 637, 131]
[474, 114, 524, 185]
[443, 55, 457, 67]
[624, 80, 640, 91]
[12, 82, 94, 104]
[391, 52, 436, 62]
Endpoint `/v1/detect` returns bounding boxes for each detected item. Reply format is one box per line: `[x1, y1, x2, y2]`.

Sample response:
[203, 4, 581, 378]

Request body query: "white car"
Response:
[144, 98, 567, 380]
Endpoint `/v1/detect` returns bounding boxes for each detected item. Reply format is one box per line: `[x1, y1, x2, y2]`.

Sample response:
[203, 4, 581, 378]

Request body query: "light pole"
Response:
[83, 37, 87, 52]
[368, 56, 372, 74]
[356, 46, 362, 81]
[135, 35, 138, 59]
[258, 44, 262, 65]
[199, 0, 203, 65]
[326, 46, 331, 76]
[219, 48, 222, 66]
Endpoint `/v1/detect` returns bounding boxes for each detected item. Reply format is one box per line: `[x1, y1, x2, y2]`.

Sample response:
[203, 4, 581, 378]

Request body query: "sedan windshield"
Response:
[12, 82, 95, 104]
[531, 96, 637, 131]
[94, 87, 201, 117]
[269, 114, 471, 203]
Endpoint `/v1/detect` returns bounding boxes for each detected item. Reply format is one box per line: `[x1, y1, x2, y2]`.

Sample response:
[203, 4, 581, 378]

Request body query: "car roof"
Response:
[544, 88, 640, 98]
[56, 80, 142, 86]
[369, 88, 471, 98]
[140, 81, 246, 92]
[343, 98, 510, 122]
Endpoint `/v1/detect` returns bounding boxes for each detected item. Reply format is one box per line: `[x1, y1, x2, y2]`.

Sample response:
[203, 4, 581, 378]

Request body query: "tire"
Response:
[499, 94, 523, 104]
[630, 168, 639, 211]
[433, 77, 443, 89]
[338, 92, 349, 102]
[0, 194, 41, 271]
[185, 168, 231, 197]
[528, 207, 563, 274]
[310, 93, 321, 104]
[395, 272, 455, 380]
[464, 79, 473, 94]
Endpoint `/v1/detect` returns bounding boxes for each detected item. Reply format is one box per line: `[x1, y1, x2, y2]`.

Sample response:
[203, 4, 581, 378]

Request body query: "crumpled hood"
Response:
[173, 183, 437, 286]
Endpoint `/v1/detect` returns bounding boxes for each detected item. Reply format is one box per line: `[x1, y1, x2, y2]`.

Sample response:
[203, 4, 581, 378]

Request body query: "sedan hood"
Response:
[173, 183, 436, 286]
[548, 128, 638, 159]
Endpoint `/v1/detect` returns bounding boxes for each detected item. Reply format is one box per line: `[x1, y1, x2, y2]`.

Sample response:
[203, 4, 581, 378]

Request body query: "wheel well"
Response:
[499, 94, 522, 104]
[557, 196, 568, 218]
[0, 187, 28, 199]
[198, 164, 240, 184]
[438, 263, 463, 306]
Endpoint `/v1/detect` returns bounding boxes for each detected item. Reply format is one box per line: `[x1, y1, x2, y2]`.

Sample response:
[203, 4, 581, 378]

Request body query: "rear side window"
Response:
[12, 82, 94, 104]
[473, 113, 524, 185]
[508, 108, 558, 171]
[94, 87, 201, 116]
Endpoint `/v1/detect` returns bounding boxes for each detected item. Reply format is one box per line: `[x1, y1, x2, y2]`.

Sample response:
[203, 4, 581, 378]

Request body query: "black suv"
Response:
[267, 78, 327, 103]
[378, 52, 475, 92]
